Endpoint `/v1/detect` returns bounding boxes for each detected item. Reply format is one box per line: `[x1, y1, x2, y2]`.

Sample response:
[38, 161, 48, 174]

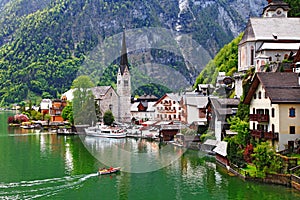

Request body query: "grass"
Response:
[242, 164, 265, 178]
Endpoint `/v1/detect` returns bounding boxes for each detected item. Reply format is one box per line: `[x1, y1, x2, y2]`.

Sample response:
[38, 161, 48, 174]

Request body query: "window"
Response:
[271, 108, 275, 118]
[290, 126, 295, 134]
[254, 93, 257, 99]
[272, 124, 275, 133]
[251, 47, 254, 66]
[258, 91, 262, 99]
[265, 109, 269, 116]
[264, 92, 267, 99]
[253, 108, 255, 114]
[289, 108, 296, 118]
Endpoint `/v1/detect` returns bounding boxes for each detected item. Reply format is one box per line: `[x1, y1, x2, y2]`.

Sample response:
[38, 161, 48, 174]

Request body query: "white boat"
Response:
[85, 125, 126, 138]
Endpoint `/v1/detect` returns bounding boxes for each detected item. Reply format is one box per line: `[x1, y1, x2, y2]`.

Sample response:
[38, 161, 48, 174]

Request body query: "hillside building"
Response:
[235, 0, 300, 97]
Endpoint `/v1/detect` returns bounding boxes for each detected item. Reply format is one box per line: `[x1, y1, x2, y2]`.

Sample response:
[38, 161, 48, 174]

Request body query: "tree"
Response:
[62, 101, 74, 124]
[252, 142, 282, 173]
[72, 75, 96, 125]
[44, 113, 51, 125]
[103, 110, 114, 126]
[228, 116, 250, 148]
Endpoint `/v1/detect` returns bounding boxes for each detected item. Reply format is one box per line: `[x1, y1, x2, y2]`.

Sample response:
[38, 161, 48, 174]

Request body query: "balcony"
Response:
[157, 109, 176, 114]
[251, 130, 263, 138]
[251, 130, 278, 140]
[264, 131, 278, 140]
[249, 114, 269, 122]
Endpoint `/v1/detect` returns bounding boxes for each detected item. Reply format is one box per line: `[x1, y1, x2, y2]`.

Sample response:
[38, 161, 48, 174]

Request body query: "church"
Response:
[94, 29, 131, 123]
[235, 0, 300, 97]
[63, 29, 132, 123]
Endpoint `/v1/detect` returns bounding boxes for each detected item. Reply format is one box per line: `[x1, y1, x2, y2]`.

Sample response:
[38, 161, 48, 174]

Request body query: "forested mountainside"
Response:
[0, 0, 268, 105]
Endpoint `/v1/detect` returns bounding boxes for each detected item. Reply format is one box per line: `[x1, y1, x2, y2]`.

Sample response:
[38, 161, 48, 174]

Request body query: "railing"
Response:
[251, 130, 263, 138]
[251, 130, 278, 140]
[249, 114, 269, 122]
[157, 109, 176, 113]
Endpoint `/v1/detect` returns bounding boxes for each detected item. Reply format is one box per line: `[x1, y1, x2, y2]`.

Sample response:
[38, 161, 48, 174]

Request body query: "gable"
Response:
[241, 18, 300, 44]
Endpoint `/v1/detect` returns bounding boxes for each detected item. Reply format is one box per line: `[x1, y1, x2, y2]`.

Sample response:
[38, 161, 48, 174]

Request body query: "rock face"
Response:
[0, 0, 267, 101]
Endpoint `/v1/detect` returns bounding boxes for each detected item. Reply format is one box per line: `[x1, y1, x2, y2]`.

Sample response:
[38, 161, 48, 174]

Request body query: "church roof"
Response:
[119, 28, 129, 75]
[91, 86, 114, 99]
[240, 18, 300, 44]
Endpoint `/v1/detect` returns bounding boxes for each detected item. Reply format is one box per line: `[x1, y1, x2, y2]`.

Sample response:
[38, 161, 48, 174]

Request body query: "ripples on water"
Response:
[0, 173, 98, 199]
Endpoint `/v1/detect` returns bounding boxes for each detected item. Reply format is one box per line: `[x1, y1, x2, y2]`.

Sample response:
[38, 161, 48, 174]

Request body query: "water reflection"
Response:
[81, 136, 186, 173]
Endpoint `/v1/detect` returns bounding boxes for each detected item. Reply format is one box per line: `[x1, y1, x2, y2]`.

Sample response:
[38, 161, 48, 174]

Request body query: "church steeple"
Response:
[119, 27, 129, 75]
[263, 0, 290, 18]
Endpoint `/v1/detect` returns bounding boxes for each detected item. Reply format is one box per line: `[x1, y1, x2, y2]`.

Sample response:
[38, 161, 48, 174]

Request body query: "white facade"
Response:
[130, 102, 156, 120]
[40, 99, 52, 110]
[154, 93, 182, 121]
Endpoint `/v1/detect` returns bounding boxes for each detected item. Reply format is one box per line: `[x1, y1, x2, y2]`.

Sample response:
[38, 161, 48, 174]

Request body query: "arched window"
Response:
[271, 108, 275, 118]
[251, 46, 254, 66]
[258, 91, 262, 99]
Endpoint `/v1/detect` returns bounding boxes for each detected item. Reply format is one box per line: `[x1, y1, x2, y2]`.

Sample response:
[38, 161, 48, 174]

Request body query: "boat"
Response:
[98, 167, 121, 175]
[56, 127, 77, 135]
[85, 124, 126, 138]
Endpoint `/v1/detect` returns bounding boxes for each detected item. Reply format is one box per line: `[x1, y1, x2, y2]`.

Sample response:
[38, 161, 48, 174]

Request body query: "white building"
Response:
[153, 93, 182, 121]
[235, 0, 300, 97]
[244, 72, 300, 151]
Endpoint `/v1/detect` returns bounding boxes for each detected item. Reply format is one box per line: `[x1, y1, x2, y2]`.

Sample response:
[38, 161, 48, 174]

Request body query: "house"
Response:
[235, 0, 300, 97]
[49, 99, 67, 122]
[180, 93, 209, 133]
[244, 72, 300, 151]
[159, 124, 181, 141]
[209, 97, 240, 141]
[153, 93, 182, 121]
[40, 99, 51, 116]
[130, 101, 156, 122]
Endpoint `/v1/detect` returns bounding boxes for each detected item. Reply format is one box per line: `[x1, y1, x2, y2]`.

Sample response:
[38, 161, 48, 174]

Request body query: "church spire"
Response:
[119, 27, 129, 75]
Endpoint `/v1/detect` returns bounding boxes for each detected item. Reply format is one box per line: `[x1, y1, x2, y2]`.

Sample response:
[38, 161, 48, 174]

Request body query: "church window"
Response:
[258, 91, 261, 99]
[250, 46, 254, 66]
[289, 108, 296, 118]
[124, 80, 128, 86]
[271, 108, 275, 118]
[254, 93, 257, 99]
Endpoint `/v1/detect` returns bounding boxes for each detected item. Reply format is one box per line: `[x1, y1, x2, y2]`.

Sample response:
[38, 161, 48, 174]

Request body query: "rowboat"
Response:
[98, 167, 121, 175]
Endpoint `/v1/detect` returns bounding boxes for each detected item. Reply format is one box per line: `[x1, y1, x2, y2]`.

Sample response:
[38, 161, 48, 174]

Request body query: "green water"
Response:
[0, 111, 300, 199]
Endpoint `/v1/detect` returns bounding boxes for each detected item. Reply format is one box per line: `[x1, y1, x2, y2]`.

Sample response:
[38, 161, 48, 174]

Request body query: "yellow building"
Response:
[244, 72, 300, 151]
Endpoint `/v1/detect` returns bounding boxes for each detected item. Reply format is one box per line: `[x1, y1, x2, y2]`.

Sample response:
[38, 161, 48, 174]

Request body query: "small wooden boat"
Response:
[98, 167, 121, 175]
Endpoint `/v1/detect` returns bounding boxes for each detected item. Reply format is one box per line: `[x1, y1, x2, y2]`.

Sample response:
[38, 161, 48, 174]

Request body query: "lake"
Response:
[0, 111, 299, 199]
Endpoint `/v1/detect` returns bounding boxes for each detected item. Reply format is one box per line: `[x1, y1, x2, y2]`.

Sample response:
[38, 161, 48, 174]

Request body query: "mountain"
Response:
[0, 0, 267, 105]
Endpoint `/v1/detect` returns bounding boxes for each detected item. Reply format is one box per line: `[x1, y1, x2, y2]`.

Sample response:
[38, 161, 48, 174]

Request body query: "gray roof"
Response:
[244, 72, 300, 104]
[213, 141, 228, 157]
[241, 18, 300, 43]
[166, 93, 182, 102]
[91, 86, 113, 99]
[185, 96, 209, 108]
